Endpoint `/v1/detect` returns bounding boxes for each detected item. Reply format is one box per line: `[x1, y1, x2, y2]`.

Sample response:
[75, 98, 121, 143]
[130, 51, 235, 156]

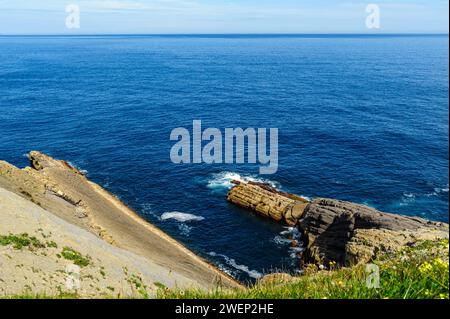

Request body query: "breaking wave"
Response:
[67, 161, 88, 175]
[207, 171, 280, 190]
[160, 211, 205, 236]
[274, 227, 304, 260]
[160, 212, 205, 222]
[398, 184, 449, 207]
[208, 252, 263, 279]
[426, 185, 449, 197]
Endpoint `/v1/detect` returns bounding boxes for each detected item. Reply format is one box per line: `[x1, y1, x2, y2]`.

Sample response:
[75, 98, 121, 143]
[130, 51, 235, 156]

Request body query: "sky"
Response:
[0, 0, 448, 34]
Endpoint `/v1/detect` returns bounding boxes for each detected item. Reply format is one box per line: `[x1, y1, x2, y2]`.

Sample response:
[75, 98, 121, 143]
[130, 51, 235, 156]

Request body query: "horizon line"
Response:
[0, 32, 448, 37]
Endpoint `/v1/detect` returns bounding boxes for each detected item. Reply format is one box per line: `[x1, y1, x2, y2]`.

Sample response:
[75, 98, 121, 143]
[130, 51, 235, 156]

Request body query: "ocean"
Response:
[0, 34, 448, 282]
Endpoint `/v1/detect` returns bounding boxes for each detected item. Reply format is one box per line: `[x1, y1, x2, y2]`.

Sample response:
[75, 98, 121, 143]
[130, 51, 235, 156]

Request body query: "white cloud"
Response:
[78, 0, 201, 12]
[0, 0, 447, 34]
[86, 1, 148, 10]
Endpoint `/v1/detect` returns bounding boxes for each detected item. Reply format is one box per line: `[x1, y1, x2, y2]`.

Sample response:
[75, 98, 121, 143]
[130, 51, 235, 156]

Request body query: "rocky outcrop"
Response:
[227, 182, 449, 266]
[300, 198, 448, 265]
[227, 181, 309, 226]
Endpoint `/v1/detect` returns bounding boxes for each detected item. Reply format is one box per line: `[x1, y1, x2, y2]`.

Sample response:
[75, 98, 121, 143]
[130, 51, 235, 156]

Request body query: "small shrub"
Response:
[60, 247, 91, 267]
[46, 241, 58, 248]
[0, 233, 45, 250]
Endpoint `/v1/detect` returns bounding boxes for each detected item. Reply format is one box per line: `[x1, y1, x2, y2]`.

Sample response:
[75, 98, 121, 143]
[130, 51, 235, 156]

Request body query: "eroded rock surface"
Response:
[0, 152, 241, 297]
[228, 182, 449, 266]
[300, 198, 448, 265]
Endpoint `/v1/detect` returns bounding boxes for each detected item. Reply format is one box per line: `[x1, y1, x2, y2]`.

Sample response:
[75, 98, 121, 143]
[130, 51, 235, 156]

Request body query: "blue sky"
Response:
[0, 0, 448, 34]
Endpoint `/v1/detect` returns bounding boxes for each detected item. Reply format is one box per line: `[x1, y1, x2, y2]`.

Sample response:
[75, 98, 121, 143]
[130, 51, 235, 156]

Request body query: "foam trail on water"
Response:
[160, 212, 205, 222]
[207, 171, 280, 190]
[177, 223, 192, 236]
[67, 161, 88, 175]
[208, 252, 263, 279]
[275, 227, 304, 261]
[429, 184, 449, 196]
[140, 203, 160, 219]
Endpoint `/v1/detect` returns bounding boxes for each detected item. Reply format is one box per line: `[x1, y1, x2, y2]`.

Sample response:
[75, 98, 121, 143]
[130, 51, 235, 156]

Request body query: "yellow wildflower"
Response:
[419, 262, 433, 273]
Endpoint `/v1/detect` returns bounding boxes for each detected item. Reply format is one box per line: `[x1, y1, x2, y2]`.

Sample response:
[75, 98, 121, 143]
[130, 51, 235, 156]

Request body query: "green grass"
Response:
[158, 240, 449, 300]
[1, 240, 448, 299]
[60, 247, 91, 267]
[0, 292, 80, 300]
[0, 233, 45, 250]
[127, 273, 151, 299]
[46, 241, 58, 249]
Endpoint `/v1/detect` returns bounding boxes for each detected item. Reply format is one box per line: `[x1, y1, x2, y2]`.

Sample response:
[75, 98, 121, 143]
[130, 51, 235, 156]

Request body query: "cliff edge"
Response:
[0, 152, 241, 298]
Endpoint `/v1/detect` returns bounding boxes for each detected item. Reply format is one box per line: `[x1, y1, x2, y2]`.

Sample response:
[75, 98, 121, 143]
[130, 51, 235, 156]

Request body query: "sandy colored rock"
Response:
[0, 152, 242, 297]
[0, 187, 161, 298]
[257, 273, 297, 286]
[227, 181, 309, 226]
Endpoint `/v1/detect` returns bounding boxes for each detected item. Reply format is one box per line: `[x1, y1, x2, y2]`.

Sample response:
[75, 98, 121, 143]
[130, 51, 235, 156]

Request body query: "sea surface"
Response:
[0, 35, 448, 282]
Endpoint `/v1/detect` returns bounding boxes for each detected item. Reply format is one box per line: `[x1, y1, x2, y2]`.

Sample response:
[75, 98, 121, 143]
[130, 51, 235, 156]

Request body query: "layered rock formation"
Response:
[227, 181, 309, 226]
[228, 182, 449, 266]
[300, 198, 448, 265]
[0, 152, 241, 297]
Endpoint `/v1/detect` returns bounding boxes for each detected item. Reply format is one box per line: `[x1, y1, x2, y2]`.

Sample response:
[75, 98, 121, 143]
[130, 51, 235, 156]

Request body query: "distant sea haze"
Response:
[0, 34, 448, 282]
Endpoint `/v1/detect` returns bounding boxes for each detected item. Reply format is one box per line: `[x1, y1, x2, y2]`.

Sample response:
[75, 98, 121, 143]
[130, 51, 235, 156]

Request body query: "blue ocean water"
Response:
[0, 35, 448, 282]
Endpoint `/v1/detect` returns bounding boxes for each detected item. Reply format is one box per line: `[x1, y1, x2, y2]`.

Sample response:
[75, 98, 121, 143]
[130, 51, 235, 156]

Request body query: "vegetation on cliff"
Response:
[158, 240, 449, 299]
[1, 153, 448, 299]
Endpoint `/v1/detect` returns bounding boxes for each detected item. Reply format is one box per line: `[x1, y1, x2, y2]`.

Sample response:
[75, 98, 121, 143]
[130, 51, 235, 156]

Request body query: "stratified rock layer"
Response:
[227, 182, 309, 226]
[227, 182, 449, 266]
[300, 198, 448, 265]
[0, 152, 241, 297]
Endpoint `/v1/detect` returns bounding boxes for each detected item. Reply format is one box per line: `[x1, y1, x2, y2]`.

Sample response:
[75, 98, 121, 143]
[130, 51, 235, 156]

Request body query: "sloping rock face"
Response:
[299, 198, 448, 265]
[0, 152, 241, 295]
[228, 183, 449, 266]
[0, 187, 160, 298]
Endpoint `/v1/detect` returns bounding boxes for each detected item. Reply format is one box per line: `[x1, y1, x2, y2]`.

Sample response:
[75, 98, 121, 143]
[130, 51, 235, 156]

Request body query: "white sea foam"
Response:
[208, 252, 263, 279]
[399, 192, 416, 206]
[67, 161, 88, 175]
[289, 247, 304, 259]
[431, 185, 449, 196]
[159, 212, 204, 236]
[275, 227, 304, 260]
[281, 227, 302, 241]
[273, 236, 292, 246]
[207, 171, 279, 190]
[140, 203, 160, 219]
[177, 223, 192, 236]
[160, 211, 205, 222]
[400, 183, 450, 200]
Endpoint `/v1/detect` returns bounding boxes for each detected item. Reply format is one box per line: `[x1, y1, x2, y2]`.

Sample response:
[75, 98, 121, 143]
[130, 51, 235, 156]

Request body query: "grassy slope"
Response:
[158, 240, 449, 299]
[2, 240, 448, 299]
